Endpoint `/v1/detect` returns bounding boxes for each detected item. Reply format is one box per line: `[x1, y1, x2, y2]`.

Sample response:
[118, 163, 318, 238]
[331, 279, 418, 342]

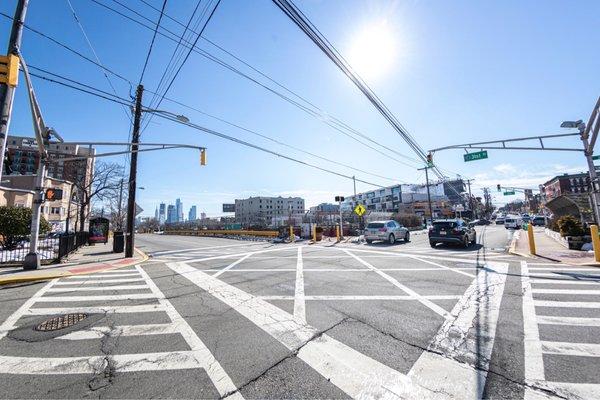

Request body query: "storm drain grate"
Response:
[35, 313, 88, 331]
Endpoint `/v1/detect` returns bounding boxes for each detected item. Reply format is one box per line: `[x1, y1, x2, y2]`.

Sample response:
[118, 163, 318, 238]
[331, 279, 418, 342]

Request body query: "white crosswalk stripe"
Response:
[0, 266, 243, 399]
[522, 261, 600, 399]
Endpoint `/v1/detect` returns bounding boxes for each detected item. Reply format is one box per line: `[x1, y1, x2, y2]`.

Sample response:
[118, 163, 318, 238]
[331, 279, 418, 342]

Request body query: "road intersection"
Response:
[0, 226, 598, 399]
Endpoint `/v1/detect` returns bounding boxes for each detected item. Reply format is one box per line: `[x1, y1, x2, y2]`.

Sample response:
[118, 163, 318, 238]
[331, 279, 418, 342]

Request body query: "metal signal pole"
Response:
[418, 165, 434, 225]
[125, 84, 143, 258]
[0, 0, 28, 180]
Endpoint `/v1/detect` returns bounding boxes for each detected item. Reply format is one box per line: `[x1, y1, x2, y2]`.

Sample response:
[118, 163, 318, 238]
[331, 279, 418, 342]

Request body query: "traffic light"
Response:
[0, 54, 19, 87]
[426, 152, 433, 166]
[200, 149, 206, 166]
[45, 188, 63, 201]
[335, 196, 345, 202]
[497, 184, 501, 192]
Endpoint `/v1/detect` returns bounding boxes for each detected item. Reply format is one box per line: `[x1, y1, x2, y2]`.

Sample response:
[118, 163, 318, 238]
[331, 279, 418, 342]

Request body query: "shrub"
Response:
[556, 215, 585, 237]
[0, 206, 51, 250]
[393, 213, 423, 228]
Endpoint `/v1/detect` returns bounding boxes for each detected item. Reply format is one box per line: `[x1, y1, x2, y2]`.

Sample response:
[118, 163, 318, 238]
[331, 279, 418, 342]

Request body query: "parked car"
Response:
[475, 218, 491, 225]
[495, 217, 505, 225]
[504, 215, 523, 229]
[428, 219, 476, 248]
[364, 220, 410, 244]
[532, 216, 546, 226]
[521, 214, 531, 223]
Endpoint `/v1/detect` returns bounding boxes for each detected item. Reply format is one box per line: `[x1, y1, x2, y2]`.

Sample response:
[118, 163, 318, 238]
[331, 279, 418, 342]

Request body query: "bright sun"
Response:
[348, 21, 396, 81]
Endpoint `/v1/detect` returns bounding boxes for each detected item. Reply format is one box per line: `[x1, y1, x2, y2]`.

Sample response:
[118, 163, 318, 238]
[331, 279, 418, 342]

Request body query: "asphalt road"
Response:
[0, 225, 599, 399]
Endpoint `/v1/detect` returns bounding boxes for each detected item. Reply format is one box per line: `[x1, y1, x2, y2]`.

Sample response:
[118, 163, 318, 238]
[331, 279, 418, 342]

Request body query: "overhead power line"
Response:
[136, 0, 420, 166]
[139, 0, 168, 85]
[27, 67, 391, 189]
[86, 0, 421, 168]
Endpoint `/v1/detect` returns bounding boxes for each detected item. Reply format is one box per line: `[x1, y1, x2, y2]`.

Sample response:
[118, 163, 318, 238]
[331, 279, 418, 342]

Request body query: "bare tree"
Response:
[74, 161, 124, 232]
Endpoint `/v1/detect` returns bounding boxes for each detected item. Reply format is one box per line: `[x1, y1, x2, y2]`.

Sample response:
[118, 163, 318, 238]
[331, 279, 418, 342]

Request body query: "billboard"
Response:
[222, 203, 235, 213]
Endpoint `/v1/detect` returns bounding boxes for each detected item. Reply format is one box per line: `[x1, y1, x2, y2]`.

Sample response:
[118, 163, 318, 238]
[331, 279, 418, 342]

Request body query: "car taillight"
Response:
[452, 228, 461, 234]
[379, 228, 387, 232]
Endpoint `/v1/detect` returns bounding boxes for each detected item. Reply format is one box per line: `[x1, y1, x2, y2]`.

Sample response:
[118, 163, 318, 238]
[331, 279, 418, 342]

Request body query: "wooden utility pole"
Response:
[125, 85, 143, 258]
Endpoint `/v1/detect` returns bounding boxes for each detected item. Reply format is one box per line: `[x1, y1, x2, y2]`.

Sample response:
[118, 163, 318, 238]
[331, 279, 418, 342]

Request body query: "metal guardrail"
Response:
[165, 229, 279, 238]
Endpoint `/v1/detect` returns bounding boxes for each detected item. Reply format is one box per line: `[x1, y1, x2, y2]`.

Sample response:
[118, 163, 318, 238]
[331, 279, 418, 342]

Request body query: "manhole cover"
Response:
[35, 313, 88, 332]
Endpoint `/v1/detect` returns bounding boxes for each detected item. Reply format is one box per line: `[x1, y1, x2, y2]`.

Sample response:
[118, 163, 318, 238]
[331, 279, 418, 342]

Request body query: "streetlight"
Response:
[142, 108, 190, 123]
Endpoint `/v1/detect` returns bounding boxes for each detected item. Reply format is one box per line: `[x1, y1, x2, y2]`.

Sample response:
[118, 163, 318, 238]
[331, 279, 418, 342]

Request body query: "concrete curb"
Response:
[507, 231, 533, 259]
[0, 248, 149, 286]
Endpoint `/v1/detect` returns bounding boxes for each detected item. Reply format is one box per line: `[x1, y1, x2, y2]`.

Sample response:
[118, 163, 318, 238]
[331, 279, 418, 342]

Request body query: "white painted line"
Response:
[294, 247, 306, 324]
[53, 278, 146, 284]
[218, 267, 459, 273]
[408, 262, 509, 399]
[530, 279, 600, 285]
[135, 265, 241, 399]
[528, 267, 600, 271]
[150, 241, 266, 256]
[166, 261, 438, 399]
[25, 304, 165, 315]
[0, 279, 57, 340]
[186, 245, 302, 264]
[344, 247, 483, 265]
[47, 285, 150, 292]
[542, 341, 600, 357]
[535, 300, 600, 308]
[343, 249, 449, 318]
[56, 323, 180, 340]
[522, 261, 545, 382]
[260, 295, 461, 301]
[405, 255, 476, 278]
[35, 294, 157, 302]
[526, 381, 600, 400]
[532, 288, 600, 295]
[0, 351, 222, 374]
[212, 253, 253, 278]
[537, 315, 600, 327]
[65, 273, 141, 279]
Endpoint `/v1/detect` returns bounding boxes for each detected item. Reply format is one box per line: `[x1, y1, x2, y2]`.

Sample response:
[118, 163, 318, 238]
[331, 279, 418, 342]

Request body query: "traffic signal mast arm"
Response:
[429, 132, 583, 154]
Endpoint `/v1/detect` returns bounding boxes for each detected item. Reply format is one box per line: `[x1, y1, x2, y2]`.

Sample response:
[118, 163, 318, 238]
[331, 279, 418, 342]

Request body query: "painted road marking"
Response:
[534, 301, 600, 308]
[529, 279, 600, 285]
[167, 261, 439, 399]
[149, 242, 267, 256]
[408, 262, 509, 400]
[522, 261, 545, 382]
[537, 315, 600, 326]
[53, 277, 146, 284]
[532, 288, 600, 295]
[405, 255, 476, 278]
[56, 323, 180, 340]
[259, 295, 461, 301]
[34, 294, 157, 302]
[294, 246, 306, 324]
[541, 341, 600, 357]
[26, 304, 166, 315]
[212, 253, 253, 278]
[343, 249, 449, 318]
[47, 285, 150, 292]
[65, 273, 141, 279]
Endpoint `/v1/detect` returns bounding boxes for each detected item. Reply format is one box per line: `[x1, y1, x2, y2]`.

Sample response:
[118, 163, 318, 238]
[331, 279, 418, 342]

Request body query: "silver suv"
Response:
[364, 220, 410, 244]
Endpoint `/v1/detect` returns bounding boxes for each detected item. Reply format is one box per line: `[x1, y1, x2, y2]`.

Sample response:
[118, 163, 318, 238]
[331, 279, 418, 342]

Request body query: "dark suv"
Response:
[429, 219, 476, 248]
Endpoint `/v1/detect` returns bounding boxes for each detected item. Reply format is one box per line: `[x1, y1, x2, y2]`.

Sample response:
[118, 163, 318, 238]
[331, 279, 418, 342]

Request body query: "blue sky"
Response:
[2, 0, 599, 217]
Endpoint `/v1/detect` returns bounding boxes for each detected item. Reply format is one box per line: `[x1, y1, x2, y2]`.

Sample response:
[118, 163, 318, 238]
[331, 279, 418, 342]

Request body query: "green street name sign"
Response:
[463, 150, 488, 162]
[593, 155, 600, 160]
[503, 191, 516, 196]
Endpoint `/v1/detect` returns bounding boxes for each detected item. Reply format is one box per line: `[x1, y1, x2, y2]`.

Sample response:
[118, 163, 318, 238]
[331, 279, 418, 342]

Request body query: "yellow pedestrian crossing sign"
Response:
[354, 204, 366, 216]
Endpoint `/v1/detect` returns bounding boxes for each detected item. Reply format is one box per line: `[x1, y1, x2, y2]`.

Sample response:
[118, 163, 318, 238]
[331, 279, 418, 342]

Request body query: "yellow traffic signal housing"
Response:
[0, 54, 19, 87]
[45, 188, 63, 201]
[200, 149, 206, 166]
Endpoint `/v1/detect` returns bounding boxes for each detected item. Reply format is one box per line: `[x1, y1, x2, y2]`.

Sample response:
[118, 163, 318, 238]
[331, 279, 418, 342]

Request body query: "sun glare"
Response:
[348, 21, 396, 81]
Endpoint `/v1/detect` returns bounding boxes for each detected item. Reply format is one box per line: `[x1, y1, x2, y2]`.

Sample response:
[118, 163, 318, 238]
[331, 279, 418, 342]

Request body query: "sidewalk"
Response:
[511, 227, 599, 266]
[0, 242, 148, 286]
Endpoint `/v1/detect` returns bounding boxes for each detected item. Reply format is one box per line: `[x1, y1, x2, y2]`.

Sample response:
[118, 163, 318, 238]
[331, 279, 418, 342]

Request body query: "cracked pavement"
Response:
[0, 227, 598, 399]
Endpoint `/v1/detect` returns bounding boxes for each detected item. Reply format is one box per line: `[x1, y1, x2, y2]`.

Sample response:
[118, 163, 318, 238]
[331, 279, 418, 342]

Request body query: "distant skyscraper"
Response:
[154, 207, 158, 220]
[159, 203, 166, 225]
[188, 205, 197, 222]
[200, 212, 206, 220]
[175, 198, 183, 223]
[167, 204, 176, 224]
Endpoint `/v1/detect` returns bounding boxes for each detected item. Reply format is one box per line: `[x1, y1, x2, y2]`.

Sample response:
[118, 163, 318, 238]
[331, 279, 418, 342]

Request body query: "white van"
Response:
[504, 215, 522, 229]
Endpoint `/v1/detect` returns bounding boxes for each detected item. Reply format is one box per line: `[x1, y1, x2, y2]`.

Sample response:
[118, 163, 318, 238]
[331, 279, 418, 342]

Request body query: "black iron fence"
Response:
[0, 232, 89, 265]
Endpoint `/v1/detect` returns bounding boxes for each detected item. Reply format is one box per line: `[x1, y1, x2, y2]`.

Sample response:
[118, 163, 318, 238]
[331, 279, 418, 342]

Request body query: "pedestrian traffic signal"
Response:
[426, 152, 433, 166]
[335, 196, 345, 202]
[200, 149, 206, 166]
[45, 188, 63, 201]
[497, 184, 501, 192]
